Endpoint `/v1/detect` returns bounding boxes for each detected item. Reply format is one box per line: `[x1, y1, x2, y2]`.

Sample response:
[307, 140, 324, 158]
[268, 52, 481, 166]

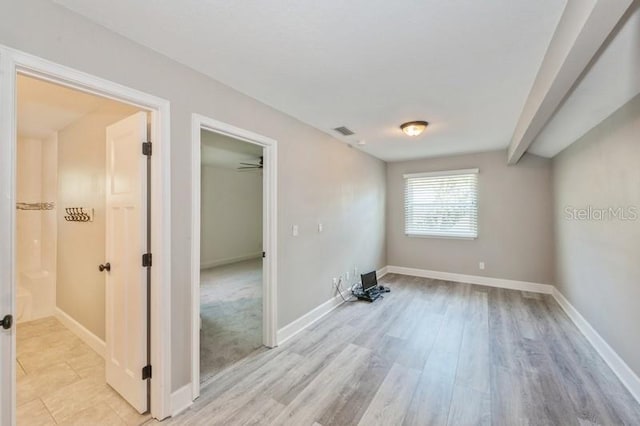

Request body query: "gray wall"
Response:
[57, 101, 139, 340]
[1, 0, 386, 391]
[200, 165, 262, 268]
[553, 93, 640, 376]
[387, 150, 555, 284]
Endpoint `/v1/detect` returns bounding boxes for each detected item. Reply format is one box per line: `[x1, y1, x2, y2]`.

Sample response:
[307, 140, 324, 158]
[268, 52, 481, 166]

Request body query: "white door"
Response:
[105, 112, 149, 413]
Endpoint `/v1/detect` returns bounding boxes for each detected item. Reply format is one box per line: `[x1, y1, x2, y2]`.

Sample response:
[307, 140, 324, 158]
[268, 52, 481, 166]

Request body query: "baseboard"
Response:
[276, 265, 388, 346]
[277, 291, 346, 345]
[386, 265, 554, 294]
[200, 252, 262, 269]
[55, 307, 105, 358]
[170, 384, 193, 416]
[385, 265, 639, 403]
[377, 266, 388, 278]
[552, 289, 640, 404]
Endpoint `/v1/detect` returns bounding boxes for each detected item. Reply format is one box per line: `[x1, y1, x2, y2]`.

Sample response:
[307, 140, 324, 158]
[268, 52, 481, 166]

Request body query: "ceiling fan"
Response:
[237, 156, 263, 171]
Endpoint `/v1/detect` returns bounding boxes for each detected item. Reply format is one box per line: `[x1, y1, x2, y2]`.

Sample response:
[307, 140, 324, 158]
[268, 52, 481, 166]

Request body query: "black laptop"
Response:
[355, 271, 382, 302]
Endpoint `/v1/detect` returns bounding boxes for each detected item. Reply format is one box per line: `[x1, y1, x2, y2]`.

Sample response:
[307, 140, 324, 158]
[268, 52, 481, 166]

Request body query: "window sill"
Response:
[405, 233, 477, 240]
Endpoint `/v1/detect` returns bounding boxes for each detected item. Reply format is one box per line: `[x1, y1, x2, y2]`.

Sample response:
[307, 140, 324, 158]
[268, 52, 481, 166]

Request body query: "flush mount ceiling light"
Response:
[400, 121, 429, 136]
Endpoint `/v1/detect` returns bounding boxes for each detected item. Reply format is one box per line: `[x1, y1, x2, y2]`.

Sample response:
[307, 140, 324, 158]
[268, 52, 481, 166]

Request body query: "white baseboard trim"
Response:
[200, 252, 262, 269]
[386, 265, 554, 294]
[55, 307, 105, 358]
[552, 289, 640, 404]
[171, 384, 193, 416]
[385, 265, 639, 403]
[277, 291, 346, 346]
[377, 266, 388, 278]
[276, 265, 388, 346]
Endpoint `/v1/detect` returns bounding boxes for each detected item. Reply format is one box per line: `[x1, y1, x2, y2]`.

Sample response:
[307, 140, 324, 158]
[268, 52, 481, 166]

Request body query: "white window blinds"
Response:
[404, 169, 478, 238]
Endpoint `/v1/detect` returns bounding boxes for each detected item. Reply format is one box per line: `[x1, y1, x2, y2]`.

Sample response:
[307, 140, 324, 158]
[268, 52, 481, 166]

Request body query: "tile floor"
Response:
[17, 316, 151, 425]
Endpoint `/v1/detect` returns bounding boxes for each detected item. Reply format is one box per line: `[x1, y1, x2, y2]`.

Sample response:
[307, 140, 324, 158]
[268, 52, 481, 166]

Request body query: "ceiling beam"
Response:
[507, 0, 633, 164]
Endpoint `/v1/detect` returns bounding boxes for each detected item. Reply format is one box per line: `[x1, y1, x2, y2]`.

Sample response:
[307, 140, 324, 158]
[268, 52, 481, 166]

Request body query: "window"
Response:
[404, 168, 478, 238]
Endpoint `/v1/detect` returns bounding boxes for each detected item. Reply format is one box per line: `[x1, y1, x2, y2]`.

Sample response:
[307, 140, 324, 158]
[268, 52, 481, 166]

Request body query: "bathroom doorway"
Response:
[14, 74, 150, 424]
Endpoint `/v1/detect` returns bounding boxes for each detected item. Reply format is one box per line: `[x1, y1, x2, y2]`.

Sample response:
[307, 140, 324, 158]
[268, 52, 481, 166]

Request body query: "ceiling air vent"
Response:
[333, 126, 355, 136]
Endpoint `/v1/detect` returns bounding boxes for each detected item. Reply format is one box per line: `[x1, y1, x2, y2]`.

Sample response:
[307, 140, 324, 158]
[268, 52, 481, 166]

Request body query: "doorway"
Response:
[14, 74, 150, 424]
[0, 47, 172, 425]
[199, 129, 264, 385]
[190, 115, 277, 401]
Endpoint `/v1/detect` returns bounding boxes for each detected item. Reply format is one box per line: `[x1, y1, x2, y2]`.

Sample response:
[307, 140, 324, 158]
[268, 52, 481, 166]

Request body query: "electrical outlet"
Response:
[332, 277, 337, 286]
[292, 225, 299, 236]
[318, 223, 323, 233]
[479, 261, 485, 270]
[346, 271, 350, 281]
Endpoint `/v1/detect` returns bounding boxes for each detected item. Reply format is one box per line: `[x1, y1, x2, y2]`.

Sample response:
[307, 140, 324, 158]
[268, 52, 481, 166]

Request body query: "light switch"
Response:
[318, 223, 323, 233]
[292, 225, 299, 237]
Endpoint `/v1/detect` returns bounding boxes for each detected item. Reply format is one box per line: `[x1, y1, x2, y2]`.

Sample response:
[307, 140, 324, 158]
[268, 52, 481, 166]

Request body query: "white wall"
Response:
[0, 0, 387, 391]
[200, 165, 262, 269]
[16, 134, 57, 321]
[16, 137, 43, 274]
[387, 150, 555, 285]
[57, 101, 140, 340]
[553, 93, 640, 376]
[41, 133, 58, 287]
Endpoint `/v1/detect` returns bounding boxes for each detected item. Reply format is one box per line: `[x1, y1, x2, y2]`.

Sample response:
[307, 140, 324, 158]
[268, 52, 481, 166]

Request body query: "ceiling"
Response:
[529, 3, 640, 157]
[52, 1, 638, 162]
[54, 0, 570, 161]
[201, 130, 263, 169]
[17, 74, 108, 139]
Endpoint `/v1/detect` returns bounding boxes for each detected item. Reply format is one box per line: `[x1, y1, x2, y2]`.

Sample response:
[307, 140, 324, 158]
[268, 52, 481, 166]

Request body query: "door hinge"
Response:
[262, 251, 266, 258]
[142, 253, 152, 267]
[142, 141, 152, 156]
[142, 364, 152, 380]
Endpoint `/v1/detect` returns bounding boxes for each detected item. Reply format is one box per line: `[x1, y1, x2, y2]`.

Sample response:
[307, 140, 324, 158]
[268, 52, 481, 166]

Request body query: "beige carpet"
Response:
[200, 258, 263, 384]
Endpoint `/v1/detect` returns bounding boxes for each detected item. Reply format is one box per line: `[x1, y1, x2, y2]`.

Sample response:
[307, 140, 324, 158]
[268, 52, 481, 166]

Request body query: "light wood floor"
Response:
[200, 259, 262, 384]
[16, 316, 150, 425]
[166, 273, 640, 425]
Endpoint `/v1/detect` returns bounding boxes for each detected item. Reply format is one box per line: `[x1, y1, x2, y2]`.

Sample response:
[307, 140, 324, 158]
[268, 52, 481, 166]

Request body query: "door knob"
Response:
[99, 262, 111, 272]
[1, 314, 13, 330]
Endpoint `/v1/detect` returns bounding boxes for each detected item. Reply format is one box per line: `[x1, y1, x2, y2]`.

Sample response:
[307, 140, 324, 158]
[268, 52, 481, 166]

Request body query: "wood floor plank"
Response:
[529, 297, 640, 425]
[455, 290, 490, 393]
[171, 350, 302, 424]
[422, 283, 469, 379]
[447, 385, 491, 426]
[243, 398, 285, 426]
[271, 324, 361, 406]
[161, 274, 640, 426]
[488, 288, 532, 373]
[403, 369, 455, 426]
[356, 362, 421, 426]
[271, 344, 372, 425]
[394, 309, 443, 371]
[315, 339, 396, 426]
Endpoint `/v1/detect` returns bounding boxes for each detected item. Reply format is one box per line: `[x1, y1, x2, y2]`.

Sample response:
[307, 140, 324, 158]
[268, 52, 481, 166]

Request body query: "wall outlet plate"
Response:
[479, 261, 485, 270]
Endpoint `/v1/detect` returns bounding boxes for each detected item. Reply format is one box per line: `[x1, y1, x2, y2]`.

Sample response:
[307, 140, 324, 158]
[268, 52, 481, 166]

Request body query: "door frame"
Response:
[190, 114, 278, 401]
[0, 45, 172, 422]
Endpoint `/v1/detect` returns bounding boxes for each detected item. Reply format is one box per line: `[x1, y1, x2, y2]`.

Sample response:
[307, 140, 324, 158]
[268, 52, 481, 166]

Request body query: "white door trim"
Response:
[0, 44, 172, 422]
[191, 114, 278, 401]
